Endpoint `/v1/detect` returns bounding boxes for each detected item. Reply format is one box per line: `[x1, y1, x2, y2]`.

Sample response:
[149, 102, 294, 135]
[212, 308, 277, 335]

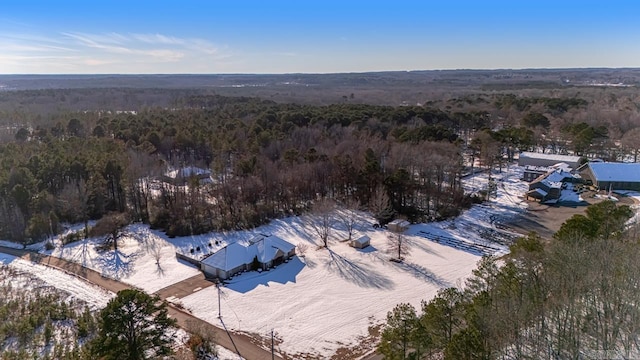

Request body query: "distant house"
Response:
[522, 165, 552, 182]
[163, 166, 212, 185]
[200, 235, 296, 280]
[350, 235, 370, 249]
[526, 168, 579, 202]
[387, 219, 410, 233]
[518, 152, 582, 169]
[522, 162, 574, 182]
[579, 162, 640, 191]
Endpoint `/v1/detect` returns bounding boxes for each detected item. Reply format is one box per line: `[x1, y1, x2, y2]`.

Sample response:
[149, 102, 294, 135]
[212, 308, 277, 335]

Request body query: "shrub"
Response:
[61, 231, 83, 245]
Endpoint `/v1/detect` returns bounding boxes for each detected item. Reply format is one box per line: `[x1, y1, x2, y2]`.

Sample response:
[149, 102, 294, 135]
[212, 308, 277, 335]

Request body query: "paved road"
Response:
[0, 246, 282, 360]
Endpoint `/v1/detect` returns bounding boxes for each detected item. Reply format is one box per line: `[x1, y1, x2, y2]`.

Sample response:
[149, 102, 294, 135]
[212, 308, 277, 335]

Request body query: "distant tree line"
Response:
[0, 95, 483, 241]
[3, 88, 640, 241]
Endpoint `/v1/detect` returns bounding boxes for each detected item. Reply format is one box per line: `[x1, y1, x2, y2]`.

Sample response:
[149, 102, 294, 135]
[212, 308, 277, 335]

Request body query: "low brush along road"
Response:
[0, 246, 282, 360]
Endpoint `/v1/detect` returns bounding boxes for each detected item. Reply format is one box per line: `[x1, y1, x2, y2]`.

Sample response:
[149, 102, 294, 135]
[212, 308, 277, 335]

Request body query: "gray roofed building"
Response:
[518, 152, 582, 168]
[200, 235, 296, 280]
[580, 162, 640, 191]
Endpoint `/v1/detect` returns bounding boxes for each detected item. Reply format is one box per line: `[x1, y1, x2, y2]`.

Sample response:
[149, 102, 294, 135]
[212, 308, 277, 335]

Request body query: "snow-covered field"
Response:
[177, 166, 529, 357]
[0, 252, 114, 309]
[47, 225, 202, 293]
[0, 164, 530, 358]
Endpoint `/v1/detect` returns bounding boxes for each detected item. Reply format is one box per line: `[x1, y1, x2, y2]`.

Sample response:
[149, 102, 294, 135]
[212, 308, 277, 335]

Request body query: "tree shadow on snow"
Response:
[392, 261, 451, 287]
[325, 249, 395, 290]
[93, 250, 140, 280]
[59, 238, 93, 270]
[224, 257, 305, 294]
[154, 261, 165, 278]
[356, 245, 377, 254]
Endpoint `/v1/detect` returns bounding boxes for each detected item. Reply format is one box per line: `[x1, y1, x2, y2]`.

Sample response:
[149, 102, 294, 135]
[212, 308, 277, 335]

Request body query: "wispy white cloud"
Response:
[0, 31, 233, 73]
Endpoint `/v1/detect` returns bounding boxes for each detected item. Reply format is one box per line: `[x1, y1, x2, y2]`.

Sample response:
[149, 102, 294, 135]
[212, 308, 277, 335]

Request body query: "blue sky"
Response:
[1, 0, 638, 74]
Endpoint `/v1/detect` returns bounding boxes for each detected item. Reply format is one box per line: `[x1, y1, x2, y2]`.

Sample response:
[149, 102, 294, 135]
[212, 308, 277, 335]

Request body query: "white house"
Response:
[200, 235, 296, 280]
[163, 166, 212, 185]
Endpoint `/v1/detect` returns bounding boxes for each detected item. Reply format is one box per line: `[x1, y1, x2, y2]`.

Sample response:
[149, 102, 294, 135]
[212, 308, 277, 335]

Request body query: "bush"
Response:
[61, 231, 83, 245]
[149, 209, 171, 230]
[26, 214, 50, 242]
[44, 242, 55, 251]
[436, 204, 461, 221]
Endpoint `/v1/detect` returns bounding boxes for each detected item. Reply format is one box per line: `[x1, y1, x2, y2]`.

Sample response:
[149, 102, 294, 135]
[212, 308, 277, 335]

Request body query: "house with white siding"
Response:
[200, 235, 296, 280]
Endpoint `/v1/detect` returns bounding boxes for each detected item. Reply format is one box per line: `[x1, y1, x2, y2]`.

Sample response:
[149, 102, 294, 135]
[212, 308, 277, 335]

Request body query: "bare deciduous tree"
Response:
[307, 198, 336, 248]
[369, 185, 393, 225]
[338, 198, 362, 241]
[296, 242, 309, 257]
[387, 231, 410, 261]
[621, 127, 640, 162]
[184, 319, 218, 360]
[90, 212, 129, 251]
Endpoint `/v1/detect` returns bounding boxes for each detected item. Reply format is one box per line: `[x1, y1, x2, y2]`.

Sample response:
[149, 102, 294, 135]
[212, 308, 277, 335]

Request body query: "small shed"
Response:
[350, 235, 370, 249]
[387, 219, 410, 233]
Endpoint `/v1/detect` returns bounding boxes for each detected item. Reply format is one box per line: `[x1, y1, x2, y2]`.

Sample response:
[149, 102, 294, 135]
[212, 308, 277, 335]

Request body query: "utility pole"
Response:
[271, 329, 275, 360]
[217, 282, 221, 319]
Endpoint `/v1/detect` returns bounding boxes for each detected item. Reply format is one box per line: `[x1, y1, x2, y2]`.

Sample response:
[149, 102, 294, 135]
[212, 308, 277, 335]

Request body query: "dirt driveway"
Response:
[505, 191, 637, 239]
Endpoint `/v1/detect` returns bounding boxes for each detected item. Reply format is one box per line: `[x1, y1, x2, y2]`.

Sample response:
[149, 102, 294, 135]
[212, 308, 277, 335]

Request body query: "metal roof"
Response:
[589, 162, 640, 183]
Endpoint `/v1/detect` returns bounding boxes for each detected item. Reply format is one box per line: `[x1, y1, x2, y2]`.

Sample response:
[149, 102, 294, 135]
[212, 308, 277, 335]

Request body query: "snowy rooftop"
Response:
[519, 152, 581, 163]
[551, 162, 572, 171]
[165, 166, 211, 179]
[524, 165, 552, 172]
[201, 235, 294, 271]
[589, 162, 640, 183]
[388, 219, 410, 227]
[353, 235, 370, 245]
[528, 188, 548, 197]
[545, 169, 575, 183]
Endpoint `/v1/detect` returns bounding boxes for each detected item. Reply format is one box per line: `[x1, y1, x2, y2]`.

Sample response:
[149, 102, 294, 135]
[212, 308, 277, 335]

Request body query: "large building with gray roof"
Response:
[580, 162, 640, 191]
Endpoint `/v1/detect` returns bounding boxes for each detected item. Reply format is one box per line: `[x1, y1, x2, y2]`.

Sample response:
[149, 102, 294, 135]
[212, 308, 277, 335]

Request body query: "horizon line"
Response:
[1, 66, 640, 77]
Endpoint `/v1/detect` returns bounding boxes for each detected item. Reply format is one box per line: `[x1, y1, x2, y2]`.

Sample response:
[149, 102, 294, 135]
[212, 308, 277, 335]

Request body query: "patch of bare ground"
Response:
[504, 191, 635, 240]
[235, 329, 288, 358]
[331, 319, 383, 360]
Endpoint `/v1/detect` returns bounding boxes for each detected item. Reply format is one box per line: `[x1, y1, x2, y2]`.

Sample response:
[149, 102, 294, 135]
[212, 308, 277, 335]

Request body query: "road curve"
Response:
[0, 246, 282, 360]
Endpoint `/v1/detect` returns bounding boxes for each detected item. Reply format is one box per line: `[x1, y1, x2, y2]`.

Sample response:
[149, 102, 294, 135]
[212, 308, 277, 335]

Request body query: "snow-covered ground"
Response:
[0, 163, 531, 358]
[177, 165, 530, 357]
[0, 252, 114, 309]
[47, 224, 202, 293]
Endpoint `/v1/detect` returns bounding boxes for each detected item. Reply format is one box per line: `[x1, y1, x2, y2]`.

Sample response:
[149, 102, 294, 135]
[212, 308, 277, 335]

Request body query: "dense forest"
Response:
[0, 96, 476, 241]
[1, 83, 640, 242]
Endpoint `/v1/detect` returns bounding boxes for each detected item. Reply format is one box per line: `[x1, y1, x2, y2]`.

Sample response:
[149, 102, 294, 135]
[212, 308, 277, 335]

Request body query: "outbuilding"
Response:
[350, 235, 371, 249]
[518, 152, 582, 169]
[579, 162, 640, 191]
[387, 219, 410, 233]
